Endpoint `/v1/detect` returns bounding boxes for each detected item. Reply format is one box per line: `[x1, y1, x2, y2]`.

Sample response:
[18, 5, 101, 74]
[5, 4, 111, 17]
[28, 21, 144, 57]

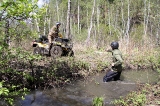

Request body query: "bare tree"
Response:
[77, 0, 80, 34]
[86, 0, 96, 43]
[144, 0, 150, 38]
[143, 0, 147, 36]
[125, 0, 130, 43]
[66, 0, 71, 39]
[56, 0, 60, 21]
[108, 2, 111, 36]
[35, 18, 40, 37]
[121, 0, 125, 35]
[97, 3, 100, 36]
[43, 3, 48, 35]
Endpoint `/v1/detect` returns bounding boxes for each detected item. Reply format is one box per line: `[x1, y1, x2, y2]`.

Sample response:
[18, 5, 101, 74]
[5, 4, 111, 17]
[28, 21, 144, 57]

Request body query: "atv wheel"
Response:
[33, 47, 41, 54]
[50, 46, 62, 58]
[68, 50, 74, 57]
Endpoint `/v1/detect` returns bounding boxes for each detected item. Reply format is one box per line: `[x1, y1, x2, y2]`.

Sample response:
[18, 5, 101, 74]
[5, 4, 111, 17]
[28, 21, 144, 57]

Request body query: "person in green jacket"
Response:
[103, 41, 123, 82]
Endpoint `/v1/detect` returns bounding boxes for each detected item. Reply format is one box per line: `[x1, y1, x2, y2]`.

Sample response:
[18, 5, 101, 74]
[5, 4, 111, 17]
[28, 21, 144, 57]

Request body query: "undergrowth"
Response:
[112, 83, 160, 106]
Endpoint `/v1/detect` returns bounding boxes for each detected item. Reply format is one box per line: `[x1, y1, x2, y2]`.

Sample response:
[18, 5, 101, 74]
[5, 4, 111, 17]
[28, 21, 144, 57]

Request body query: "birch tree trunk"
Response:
[105, 2, 107, 25]
[43, 3, 48, 35]
[96, 2, 100, 48]
[125, 0, 130, 43]
[97, 3, 100, 35]
[48, 17, 51, 33]
[121, 0, 125, 36]
[66, 0, 71, 39]
[108, 3, 111, 35]
[156, 0, 160, 45]
[143, 0, 147, 36]
[78, 0, 80, 34]
[144, 0, 150, 40]
[35, 18, 40, 37]
[48, 4, 51, 34]
[86, 0, 95, 43]
[93, 21, 96, 43]
[123, 0, 130, 52]
[56, 0, 59, 21]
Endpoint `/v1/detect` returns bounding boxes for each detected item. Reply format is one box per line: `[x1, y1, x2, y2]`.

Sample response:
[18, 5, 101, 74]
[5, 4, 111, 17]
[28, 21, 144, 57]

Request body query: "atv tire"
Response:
[50, 46, 62, 58]
[33, 47, 41, 54]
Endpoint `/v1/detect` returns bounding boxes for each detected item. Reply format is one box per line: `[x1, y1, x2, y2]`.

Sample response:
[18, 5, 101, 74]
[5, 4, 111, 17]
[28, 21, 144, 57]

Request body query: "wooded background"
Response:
[0, 1, 160, 105]
[0, 0, 160, 49]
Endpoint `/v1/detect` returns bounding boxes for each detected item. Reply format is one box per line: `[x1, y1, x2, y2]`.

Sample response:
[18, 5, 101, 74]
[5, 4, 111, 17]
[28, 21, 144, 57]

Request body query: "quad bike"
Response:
[32, 35, 74, 58]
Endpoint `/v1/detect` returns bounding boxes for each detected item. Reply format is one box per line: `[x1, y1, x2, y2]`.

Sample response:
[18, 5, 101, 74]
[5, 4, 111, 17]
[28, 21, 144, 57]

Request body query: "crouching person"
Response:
[103, 41, 123, 82]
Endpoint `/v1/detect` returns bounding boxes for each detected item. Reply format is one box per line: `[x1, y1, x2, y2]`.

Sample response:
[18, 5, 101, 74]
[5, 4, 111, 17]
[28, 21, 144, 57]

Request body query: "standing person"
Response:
[103, 41, 123, 82]
[48, 22, 61, 55]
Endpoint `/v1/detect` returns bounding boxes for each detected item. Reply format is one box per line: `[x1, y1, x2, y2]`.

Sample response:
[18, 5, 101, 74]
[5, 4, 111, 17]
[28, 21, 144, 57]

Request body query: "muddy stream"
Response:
[15, 69, 159, 106]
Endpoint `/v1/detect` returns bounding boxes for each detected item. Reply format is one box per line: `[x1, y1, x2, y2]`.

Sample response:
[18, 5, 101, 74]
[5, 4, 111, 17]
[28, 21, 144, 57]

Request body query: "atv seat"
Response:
[38, 35, 49, 43]
[54, 38, 69, 43]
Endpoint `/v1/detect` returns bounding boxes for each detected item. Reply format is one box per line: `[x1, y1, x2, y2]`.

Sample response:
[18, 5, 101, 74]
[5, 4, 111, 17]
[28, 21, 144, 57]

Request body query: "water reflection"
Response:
[15, 69, 159, 106]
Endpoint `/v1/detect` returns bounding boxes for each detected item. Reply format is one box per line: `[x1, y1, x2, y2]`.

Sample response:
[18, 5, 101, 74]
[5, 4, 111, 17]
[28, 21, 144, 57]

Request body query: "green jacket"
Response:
[108, 49, 123, 72]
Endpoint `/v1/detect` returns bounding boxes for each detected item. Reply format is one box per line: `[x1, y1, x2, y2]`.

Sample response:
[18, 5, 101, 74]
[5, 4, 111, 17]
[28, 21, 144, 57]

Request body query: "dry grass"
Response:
[72, 39, 159, 70]
[73, 42, 111, 71]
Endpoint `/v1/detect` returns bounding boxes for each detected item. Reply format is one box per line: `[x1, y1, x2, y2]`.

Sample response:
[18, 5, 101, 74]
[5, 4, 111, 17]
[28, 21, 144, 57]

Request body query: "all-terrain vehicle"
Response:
[32, 35, 74, 58]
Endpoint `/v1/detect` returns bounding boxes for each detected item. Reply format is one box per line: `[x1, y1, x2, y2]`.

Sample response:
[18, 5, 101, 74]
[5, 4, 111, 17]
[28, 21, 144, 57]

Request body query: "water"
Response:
[15, 69, 159, 106]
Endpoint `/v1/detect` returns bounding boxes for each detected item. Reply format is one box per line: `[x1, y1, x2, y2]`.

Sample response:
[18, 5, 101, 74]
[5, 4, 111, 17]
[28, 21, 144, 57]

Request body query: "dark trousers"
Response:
[48, 43, 53, 56]
[103, 70, 121, 82]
